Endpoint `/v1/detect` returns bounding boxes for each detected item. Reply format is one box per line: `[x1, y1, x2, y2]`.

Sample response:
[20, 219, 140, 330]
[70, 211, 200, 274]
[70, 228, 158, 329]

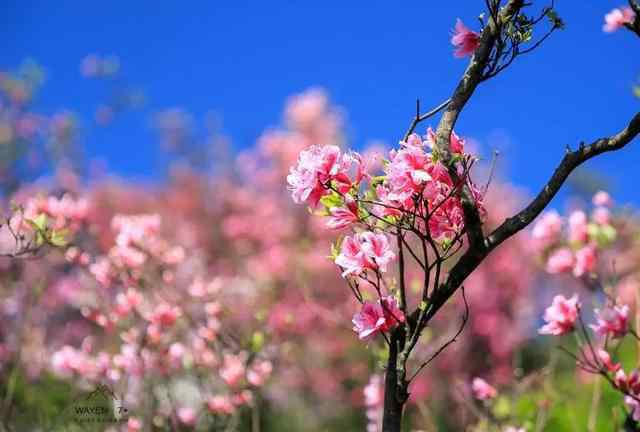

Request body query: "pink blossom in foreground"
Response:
[426, 127, 465, 154]
[385, 134, 432, 202]
[603, 7, 635, 33]
[573, 244, 597, 277]
[352, 296, 404, 340]
[590, 304, 629, 338]
[538, 294, 580, 336]
[287, 144, 357, 207]
[596, 349, 621, 372]
[335, 231, 395, 277]
[615, 369, 640, 394]
[625, 396, 640, 422]
[471, 377, 497, 400]
[451, 19, 481, 58]
[545, 247, 574, 274]
[326, 197, 359, 229]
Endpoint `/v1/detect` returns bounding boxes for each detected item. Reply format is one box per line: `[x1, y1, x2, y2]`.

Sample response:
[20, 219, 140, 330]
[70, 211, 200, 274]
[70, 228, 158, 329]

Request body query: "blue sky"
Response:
[3, 1, 639, 207]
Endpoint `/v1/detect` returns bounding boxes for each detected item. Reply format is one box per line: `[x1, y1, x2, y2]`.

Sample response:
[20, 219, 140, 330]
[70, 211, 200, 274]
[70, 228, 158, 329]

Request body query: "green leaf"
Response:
[49, 228, 69, 247]
[26, 213, 48, 232]
[319, 192, 343, 210]
[251, 332, 265, 352]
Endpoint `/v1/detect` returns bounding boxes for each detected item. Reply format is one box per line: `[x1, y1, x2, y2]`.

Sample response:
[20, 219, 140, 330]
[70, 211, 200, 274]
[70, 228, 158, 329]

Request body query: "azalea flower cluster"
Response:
[287, 126, 486, 343]
[604, 6, 636, 33]
[532, 191, 616, 278]
[537, 291, 640, 420]
[535, 190, 640, 423]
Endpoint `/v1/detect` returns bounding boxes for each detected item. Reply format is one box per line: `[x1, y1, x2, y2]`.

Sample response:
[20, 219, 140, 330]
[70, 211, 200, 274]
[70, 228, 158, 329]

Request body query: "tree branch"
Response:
[420, 111, 640, 325]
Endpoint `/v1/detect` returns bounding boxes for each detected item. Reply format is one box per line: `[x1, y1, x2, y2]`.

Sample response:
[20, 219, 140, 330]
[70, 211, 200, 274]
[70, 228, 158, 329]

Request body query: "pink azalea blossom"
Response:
[287, 145, 355, 207]
[568, 210, 588, 244]
[247, 359, 273, 386]
[426, 127, 465, 154]
[177, 407, 197, 425]
[615, 369, 640, 394]
[451, 19, 481, 58]
[596, 349, 621, 372]
[471, 377, 497, 400]
[364, 374, 383, 432]
[545, 248, 574, 274]
[573, 244, 597, 277]
[592, 206, 610, 225]
[532, 210, 563, 249]
[326, 197, 359, 229]
[207, 395, 236, 415]
[352, 296, 405, 340]
[335, 231, 395, 277]
[603, 7, 635, 33]
[625, 396, 640, 422]
[149, 304, 181, 327]
[127, 417, 143, 432]
[538, 294, 580, 336]
[593, 190, 613, 207]
[590, 304, 629, 338]
[220, 353, 246, 387]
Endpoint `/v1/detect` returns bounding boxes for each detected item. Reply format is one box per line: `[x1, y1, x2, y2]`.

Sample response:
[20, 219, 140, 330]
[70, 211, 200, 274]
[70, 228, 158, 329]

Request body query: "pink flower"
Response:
[596, 349, 621, 372]
[451, 19, 481, 58]
[127, 417, 142, 432]
[532, 211, 563, 249]
[335, 231, 395, 277]
[177, 407, 197, 426]
[220, 353, 246, 387]
[592, 207, 610, 225]
[385, 136, 432, 202]
[207, 395, 236, 415]
[247, 359, 273, 386]
[568, 210, 588, 244]
[149, 304, 181, 327]
[625, 396, 640, 422]
[287, 145, 355, 207]
[545, 248, 575, 274]
[426, 127, 465, 154]
[592, 191, 613, 207]
[352, 296, 405, 340]
[616, 369, 640, 394]
[573, 244, 597, 277]
[603, 7, 635, 33]
[590, 304, 629, 338]
[364, 374, 383, 432]
[538, 294, 580, 336]
[471, 377, 497, 400]
[326, 197, 359, 229]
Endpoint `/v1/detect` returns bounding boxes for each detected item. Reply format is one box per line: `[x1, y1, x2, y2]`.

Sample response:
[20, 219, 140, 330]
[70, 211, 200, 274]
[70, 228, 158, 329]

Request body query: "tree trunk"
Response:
[382, 332, 407, 432]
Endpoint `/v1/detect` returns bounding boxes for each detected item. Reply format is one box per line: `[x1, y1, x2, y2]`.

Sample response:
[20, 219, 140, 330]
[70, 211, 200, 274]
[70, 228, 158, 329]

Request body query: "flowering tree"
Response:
[287, 2, 640, 430]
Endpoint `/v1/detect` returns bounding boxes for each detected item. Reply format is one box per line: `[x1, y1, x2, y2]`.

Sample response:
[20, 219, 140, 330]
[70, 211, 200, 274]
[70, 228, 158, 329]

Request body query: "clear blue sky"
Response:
[3, 1, 639, 206]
